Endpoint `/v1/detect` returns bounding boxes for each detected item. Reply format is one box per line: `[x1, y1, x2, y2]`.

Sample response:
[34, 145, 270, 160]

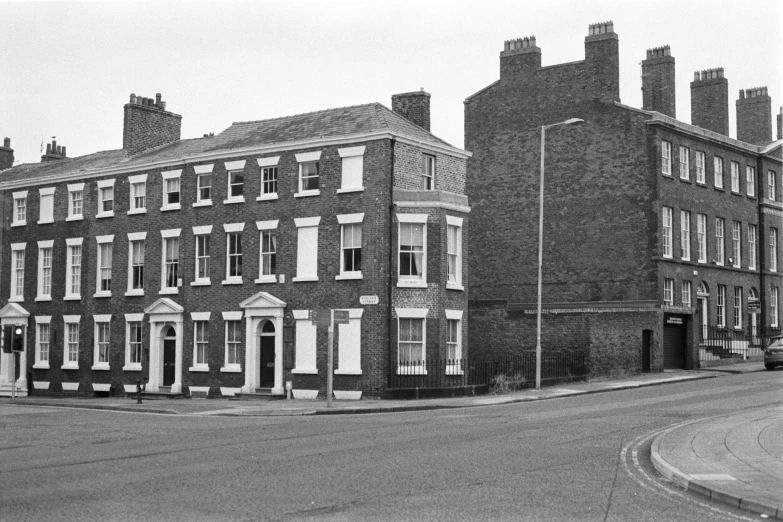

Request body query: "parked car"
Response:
[764, 336, 783, 370]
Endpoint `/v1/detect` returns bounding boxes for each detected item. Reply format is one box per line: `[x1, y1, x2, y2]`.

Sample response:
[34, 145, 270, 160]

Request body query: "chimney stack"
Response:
[0, 137, 13, 170]
[736, 87, 772, 144]
[584, 21, 620, 103]
[691, 68, 729, 135]
[41, 138, 67, 162]
[777, 106, 782, 140]
[499, 36, 541, 81]
[642, 46, 676, 118]
[392, 90, 431, 131]
[123, 92, 182, 155]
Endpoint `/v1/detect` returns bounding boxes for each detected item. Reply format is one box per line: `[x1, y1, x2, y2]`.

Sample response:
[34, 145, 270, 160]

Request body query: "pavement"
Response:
[2, 360, 778, 518]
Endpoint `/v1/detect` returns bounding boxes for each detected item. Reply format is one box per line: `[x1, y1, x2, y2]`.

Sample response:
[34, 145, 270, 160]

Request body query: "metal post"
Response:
[11, 352, 17, 400]
[327, 310, 334, 408]
[136, 379, 142, 404]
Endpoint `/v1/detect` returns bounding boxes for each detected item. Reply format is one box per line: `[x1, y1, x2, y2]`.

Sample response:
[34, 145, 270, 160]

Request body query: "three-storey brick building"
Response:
[0, 90, 470, 398]
[465, 22, 782, 373]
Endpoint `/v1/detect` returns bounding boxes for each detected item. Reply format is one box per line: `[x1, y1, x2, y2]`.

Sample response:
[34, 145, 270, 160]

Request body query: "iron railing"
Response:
[699, 325, 770, 361]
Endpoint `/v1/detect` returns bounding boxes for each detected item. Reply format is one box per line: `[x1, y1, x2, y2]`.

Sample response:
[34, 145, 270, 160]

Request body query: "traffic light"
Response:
[12, 325, 25, 352]
[1, 326, 11, 354]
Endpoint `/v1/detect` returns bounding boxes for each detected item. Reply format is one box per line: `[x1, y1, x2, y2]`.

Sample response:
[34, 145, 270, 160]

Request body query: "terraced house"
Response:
[0, 90, 470, 398]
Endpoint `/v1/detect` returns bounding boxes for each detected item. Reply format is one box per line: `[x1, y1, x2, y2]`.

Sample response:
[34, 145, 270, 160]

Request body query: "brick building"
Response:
[465, 22, 783, 374]
[0, 90, 470, 398]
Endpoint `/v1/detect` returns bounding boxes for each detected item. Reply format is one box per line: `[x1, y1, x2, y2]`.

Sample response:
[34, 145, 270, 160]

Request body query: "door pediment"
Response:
[0, 302, 30, 320]
[240, 292, 287, 317]
[144, 298, 185, 316]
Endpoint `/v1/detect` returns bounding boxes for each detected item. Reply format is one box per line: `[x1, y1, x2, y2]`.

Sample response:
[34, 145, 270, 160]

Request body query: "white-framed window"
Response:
[9, 243, 26, 302]
[256, 156, 280, 201]
[126, 232, 146, 296]
[682, 281, 692, 308]
[732, 221, 742, 268]
[336, 213, 364, 280]
[34, 316, 51, 369]
[63, 315, 81, 370]
[12, 191, 27, 226]
[128, 174, 147, 214]
[695, 151, 705, 184]
[192, 225, 213, 286]
[193, 164, 214, 207]
[748, 224, 757, 270]
[221, 311, 243, 372]
[661, 141, 672, 175]
[662, 206, 673, 258]
[223, 223, 245, 284]
[292, 310, 317, 374]
[336, 309, 364, 375]
[446, 309, 463, 375]
[38, 187, 55, 224]
[224, 159, 246, 204]
[746, 166, 756, 197]
[398, 213, 428, 287]
[731, 161, 740, 193]
[92, 315, 111, 370]
[190, 312, 211, 371]
[446, 215, 463, 290]
[161, 169, 182, 211]
[733, 287, 742, 329]
[94, 235, 114, 297]
[36, 240, 53, 301]
[768, 171, 777, 202]
[123, 313, 144, 371]
[715, 218, 725, 266]
[67, 183, 84, 221]
[717, 285, 726, 328]
[713, 157, 724, 189]
[422, 154, 435, 190]
[255, 220, 278, 284]
[295, 151, 321, 197]
[680, 211, 690, 261]
[65, 237, 83, 300]
[96, 178, 115, 218]
[679, 146, 689, 180]
[772, 287, 779, 328]
[293, 217, 320, 282]
[396, 308, 428, 374]
[337, 146, 365, 193]
[160, 229, 181, 294]
[770, 228, 778, 273]
[663, 278, 674, 305]
[697, 214, 707, 263]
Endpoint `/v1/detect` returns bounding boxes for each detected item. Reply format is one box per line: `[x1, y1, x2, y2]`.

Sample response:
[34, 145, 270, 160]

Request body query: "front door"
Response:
[163, 339, 176, 386]
[698, 298, 708, 340]
[260, 336, 275, 388]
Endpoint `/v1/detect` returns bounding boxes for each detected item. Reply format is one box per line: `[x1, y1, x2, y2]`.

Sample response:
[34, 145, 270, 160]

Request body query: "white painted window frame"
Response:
[62, 315, 81, 370]
[9, 243, 26, 302]
[64, 237, 84, 300]
[697, 214, 707, 263]
[96, 178, 116, 219]
[679, 146, 689, 180]
[224, 159, 247, 204]
[295, 151, 322, 198]
[190, 312, 211, 372]
[661, 141, 671, 176]
[730, 162, 740, 193]
[92, 314, 112, 370]
[746, 166, 756, 197]
[128, 174, 148, 215]
[748, 224, 757, 270]
[662, 207, 673, 259]
[12, 190, 27, 226]
[713, 157, 724, 189]
[192, 225, 213, 286]
[336, 213, 364, 280]
[445, 309, 463, 375]
[715, 218, 725, 266]
[34, 316, 51, 369]
[222, 222, 245, 285]
[695, 151, 705, 184]
[291, 309, 317, 374]
[221, 311, 243, 373]
[255, 220, 279, 284]
[682, 281, 692, 308]
[663, 278, 674, 306]
[67, 183, 84, 221]
[335, 308, 364, 375]
[256, 156, 281, 201]
[733, 287, 743, 330]
[771, 287, 779, 329]
[337, 146, 365, 193]
[397, 213, 428, 288]
[770, 228, 778, 273]
[126, 231, 147, 296]
[396, 308, 429, 375]
[94, 235, 114, 298]
[193, 164, 214, 207]
[38, 187, 55, 224]
[124, 313, 144, 371]
[446, 215, 463, 290]
[717, 285, 727, 328]
[293, 216, 321, 282]
[161, 169, 182, 211]
[732, 221, 742, 268]
[36, 240, 54, 302]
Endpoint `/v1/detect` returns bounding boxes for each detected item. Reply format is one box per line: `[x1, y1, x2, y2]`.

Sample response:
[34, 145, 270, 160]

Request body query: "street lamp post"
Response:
[536, 118, 584, 390]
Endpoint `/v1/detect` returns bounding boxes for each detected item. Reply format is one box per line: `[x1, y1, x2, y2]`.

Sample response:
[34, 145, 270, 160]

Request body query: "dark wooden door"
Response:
[663, 324, 686, 370]
[260, 336, 275, 388]
[163, 339, 176, 386]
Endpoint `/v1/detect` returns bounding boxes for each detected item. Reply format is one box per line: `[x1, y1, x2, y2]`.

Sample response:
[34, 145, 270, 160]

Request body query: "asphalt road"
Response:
[1, 370, 781, 521]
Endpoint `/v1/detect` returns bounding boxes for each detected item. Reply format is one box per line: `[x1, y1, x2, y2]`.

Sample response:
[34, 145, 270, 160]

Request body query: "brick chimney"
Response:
[41, 138, 67, 162]
[499, 36, 541, 81]
[736, 87, 772, 144]
[392, 89, 431, 131]
[691, 68, 729, 135]
[0, 137, 13, 170]
[642, 46, 676, 118]
[777, 106, 782, 140]
[123, 92, 182, 155]
[584, 21, 620, 103]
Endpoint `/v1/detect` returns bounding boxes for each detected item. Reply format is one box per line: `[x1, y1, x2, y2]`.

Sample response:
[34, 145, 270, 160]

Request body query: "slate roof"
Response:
[1, 102, 457, 186]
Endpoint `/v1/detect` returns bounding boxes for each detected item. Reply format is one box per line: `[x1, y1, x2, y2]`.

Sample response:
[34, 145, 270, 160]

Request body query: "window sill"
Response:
[681, 258, 691, 263]
[93, 291, 111, 298]
[445, 368, 464, 376]
[125, 290, 145, 297]
[447, 283, 464, 291]
[192, 200, 213, 208]
[8, 297, 24, 303]
[679, 177, 692, 184]
[123, 364, 142, 371]
[397, 281, 427, 289]
[334, 369, 362, 375]
[11, 222, 26, 227]
[191, 280, 211, 286]
[335, 273, 363, 281]
[294, 190, 320, 198]
[159, 288, 179, 295]
[127, 208, 147, 216]
[291, 368, 318, 375]
[91, 364, 110, 371]
[661, 172, 672, 178]
[37, 220, 54, 225]
[662, 255, 673, 260]
[33, 363, 50, 370]
[292, 276, 319, 283]
[65, 215, 83, 222]
[221, 279, 243, 285]
[220, 366, 242, 373]
[396, 367, 427, 375]
[255, 276, 277, 284]
[336, 187, 364, 194]
[96, 211, 115, 219]
[35, 296, 53, 302]
[161, 204, 181, 212]
[61, 364, 80, 370]
[223, 197, 245, 205]
[256, 194, 279, 202]
[63, 295, 81, 301]
[189, 366, 210, 373]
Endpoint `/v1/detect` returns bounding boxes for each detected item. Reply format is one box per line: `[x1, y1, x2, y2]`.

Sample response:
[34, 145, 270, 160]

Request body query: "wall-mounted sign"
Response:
[747, 301, 761, 311]
[360, 295, 379, 305]
[665, 316, 684, 325]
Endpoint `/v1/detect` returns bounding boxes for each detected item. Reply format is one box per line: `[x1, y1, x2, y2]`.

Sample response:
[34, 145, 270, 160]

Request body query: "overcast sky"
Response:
[2, 0, 781, 165]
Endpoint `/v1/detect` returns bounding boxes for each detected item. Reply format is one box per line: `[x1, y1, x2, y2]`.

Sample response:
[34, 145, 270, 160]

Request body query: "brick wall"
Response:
[123, 102, 182, 155]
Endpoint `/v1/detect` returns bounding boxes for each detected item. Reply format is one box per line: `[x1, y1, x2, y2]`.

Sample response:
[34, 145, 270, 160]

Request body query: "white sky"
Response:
[2, 0, 781, 165]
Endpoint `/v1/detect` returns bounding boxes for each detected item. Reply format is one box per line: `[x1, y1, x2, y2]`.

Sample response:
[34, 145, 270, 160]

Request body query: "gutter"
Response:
[388, 138, 396, 389]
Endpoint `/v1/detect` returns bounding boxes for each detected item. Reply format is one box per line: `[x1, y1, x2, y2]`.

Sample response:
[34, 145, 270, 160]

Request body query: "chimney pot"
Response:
[3, 137, 9, 148]
[123, 90, 182, 154]
[62, 146, 66, 157]
[156, 93, 162, 106]
[46, 143, 52, 155]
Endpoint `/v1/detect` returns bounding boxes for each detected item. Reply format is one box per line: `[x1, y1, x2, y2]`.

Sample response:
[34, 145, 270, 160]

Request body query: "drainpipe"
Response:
[388, 138, 396, 389]
[757, 155, 766, 337]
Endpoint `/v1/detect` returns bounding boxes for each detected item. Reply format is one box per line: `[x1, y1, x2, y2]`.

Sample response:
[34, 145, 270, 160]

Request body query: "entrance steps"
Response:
[135, 386, 185, 400]
[232, 388, 286, 401]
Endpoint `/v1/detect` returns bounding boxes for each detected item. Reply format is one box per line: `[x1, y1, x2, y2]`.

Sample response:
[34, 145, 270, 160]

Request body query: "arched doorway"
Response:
[259, 320, 275, 388]
[697, 282, 710, 340]
[748, 288, 759, 342]
[162, 325, 176, 387]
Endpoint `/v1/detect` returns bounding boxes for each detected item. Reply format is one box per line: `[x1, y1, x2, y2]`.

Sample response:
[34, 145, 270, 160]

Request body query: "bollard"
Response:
[136, 379, 143, 404]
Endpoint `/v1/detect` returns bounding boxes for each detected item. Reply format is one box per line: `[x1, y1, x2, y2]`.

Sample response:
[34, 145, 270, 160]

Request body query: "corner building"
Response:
[465, 22, 782, 373]
[0, 90, 470, 398]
